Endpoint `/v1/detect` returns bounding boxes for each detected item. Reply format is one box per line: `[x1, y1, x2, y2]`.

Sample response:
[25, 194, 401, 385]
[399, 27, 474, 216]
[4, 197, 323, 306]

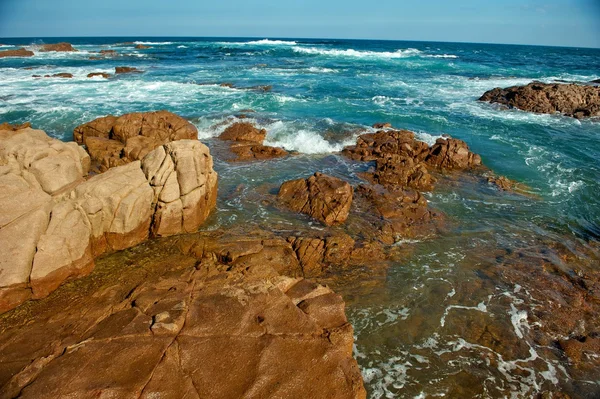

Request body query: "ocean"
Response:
[1, 37, 599, 398]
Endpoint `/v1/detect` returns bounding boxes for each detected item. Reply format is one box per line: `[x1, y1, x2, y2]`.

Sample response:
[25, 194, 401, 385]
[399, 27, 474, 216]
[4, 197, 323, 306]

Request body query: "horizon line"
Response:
[1, 35, 598, 51]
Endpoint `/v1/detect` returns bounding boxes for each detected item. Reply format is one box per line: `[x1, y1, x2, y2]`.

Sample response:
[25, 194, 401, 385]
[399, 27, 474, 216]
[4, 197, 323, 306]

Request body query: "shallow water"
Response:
[1, 37, 599, 398]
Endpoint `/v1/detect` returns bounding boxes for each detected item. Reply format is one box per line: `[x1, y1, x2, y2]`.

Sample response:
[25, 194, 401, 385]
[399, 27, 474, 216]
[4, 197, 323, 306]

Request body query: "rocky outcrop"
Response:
[0, 48, 34, 58]
[218, 122, 288, 161]
[115, 66, 142, 74]
[425, 137, 482, 170]
[73, 110, 198, 172]
[135, 44, 151, 49]
[87, 72, 111, 78]
[278, 173, 353, 226]
[0, 230, 366, 399]
[32, 73, 73, 79]
[479, 82, 600, 119]
[39, 42, 77, 52]
[0, 126, 217, 313]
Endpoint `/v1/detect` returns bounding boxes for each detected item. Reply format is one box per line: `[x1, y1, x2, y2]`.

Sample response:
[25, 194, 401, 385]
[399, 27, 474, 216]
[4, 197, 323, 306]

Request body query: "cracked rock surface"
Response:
[0, 232, 366, 399]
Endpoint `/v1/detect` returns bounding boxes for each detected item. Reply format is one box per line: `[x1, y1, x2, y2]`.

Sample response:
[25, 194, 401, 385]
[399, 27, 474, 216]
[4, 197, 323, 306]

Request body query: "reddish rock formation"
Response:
[342, 129, 430, 163]
[0, 125, 217, 313]
[115, 66, 143, 74]
[278, 173, 353, 226]
[372, 122, 392, 129]
[479, 82, 600, 119]
[425, 137, 482, 170]
[87, 72, 111, 79]
[218, 122, 288, 161]
[0, 231, 366, 398]
[0, 122, 31, 131]
[50, 73, 73, 78]
[99, 49, 116, 54]
[39, 42, 77, 52]
[0, 48, 34, 58]
[135, 44, 151, 49]
[73, 110, 198, 172]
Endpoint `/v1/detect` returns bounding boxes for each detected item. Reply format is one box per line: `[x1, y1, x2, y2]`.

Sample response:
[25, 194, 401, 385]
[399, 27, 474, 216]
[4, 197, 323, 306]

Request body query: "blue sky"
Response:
[0, 0, 599, 48]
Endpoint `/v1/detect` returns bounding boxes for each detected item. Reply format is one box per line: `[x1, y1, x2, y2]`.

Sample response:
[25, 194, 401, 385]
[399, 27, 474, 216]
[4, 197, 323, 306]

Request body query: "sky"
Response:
[0, 0, 599, 48]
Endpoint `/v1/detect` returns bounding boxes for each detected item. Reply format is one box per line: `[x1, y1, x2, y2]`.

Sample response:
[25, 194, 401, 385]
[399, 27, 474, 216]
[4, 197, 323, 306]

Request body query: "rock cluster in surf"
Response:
[479, 82, 600, 119]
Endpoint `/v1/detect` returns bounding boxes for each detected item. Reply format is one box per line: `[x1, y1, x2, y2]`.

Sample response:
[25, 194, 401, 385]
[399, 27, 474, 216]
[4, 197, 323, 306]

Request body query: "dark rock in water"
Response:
[73, 110, 199, 172]
[51, 73, 73, 78]
[479, 82, 600, 119]
[218, 122, 288, 161]
[278, 173, 353, 226]
[39, 42, 77, 52]
[590, 79, 600, 84]
[115, 66, 143, 74]
[135, 44, 151, 49]
[87, 72, 111, 79]
[220, 82, 235, 88]
[372, 122, 392, 129]
[99, 49, 116, 54]
[0, 48, 34, 58]
[245, 85, 272, 92]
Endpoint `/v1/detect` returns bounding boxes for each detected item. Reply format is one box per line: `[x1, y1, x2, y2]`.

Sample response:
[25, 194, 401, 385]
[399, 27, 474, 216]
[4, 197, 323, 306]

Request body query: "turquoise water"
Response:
[1, 37, 599, 397]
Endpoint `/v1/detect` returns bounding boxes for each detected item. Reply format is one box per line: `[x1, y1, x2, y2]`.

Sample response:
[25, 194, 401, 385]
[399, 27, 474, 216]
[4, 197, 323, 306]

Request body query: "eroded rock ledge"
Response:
[479, 82, 600, 119]
[0, 231, 366, 399]
[0, 124, 217, 313]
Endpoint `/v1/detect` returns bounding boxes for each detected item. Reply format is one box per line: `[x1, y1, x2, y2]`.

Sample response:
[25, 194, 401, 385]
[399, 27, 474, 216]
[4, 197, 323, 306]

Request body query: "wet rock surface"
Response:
[278, 173, 353, 226]
[479, 82, 600, 119]
[74, 110, 198, 172]
[39, 42, 77, 52]
[0, 231, 366, 399]
[115, 66, 143, 74]
[87, 72, 111, 78]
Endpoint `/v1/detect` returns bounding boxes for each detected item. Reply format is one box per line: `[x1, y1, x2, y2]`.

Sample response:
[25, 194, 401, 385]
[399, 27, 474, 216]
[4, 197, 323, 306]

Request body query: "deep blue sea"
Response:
[1, 37, 599, 398]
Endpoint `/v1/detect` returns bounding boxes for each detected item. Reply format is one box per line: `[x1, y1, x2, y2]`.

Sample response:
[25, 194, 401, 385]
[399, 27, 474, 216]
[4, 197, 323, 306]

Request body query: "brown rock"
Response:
[87, 72, 111, 79]
[0, 48, 34, 58]
[370, 153, 436, 190]
[229, 143, 288, 161]
[0, 235, 365, 399]
[342, 129, 430, 162]
[372, 122, 392, 129]
[74, 110, 198, 172]
[39, 42, 77, 52]
[278, 173, 353, 226]
[0, 122, 31, 131]
[479, 82, 600, 119]
[50, 73, 73, 78]
[135, 44, 151, 49]
[115, 66, 143, 74]
[219, 122, 267, 143]
[425, 137, 482, 170]
[99, 49, 116, 54]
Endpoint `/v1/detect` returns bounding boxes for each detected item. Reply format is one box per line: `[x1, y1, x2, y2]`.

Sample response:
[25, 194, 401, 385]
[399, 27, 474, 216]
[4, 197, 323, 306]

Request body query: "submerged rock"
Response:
[73, 110, 198, 172]
[115, 66, 143, 74]
[135, 44, 151, 49]
[0, 231, 366, 398]
[39, 42, 77, 52]
[278, 173, 353, 226]
[0, 48, 34, 58]
[479, 82, 600, 119]
[0, 124, 217, 313]
[87, 72, 111, 78]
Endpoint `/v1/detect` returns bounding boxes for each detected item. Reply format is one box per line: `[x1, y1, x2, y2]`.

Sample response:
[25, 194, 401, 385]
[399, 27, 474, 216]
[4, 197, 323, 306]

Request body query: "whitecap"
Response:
[292, 46, 423, 59]
[134, 41, 173, 45]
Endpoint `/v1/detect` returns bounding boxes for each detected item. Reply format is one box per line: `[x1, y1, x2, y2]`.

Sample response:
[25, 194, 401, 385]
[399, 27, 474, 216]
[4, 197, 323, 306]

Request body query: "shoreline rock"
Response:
[479, 82, 600, 119]
[218, 122, 288, 161]
[39, 42, 77, 52]
[0, 123, 217, 313]
[115, 66, 143, 74]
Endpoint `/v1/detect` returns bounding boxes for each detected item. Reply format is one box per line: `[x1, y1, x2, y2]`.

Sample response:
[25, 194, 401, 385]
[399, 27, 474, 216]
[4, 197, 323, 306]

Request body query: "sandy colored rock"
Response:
[39, 42, 77, 52]
[0, 48, 34, 58]
[278, 172, 353, 226]
[74, 110, 198, 172]
[479, 82, 600, 119]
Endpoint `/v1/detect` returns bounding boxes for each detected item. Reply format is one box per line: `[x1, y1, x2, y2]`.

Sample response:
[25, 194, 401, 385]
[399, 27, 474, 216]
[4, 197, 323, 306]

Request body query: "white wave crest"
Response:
[292, 46, 422, 59]
[133, 41, 173, 45]
[216, 39, 297, 46]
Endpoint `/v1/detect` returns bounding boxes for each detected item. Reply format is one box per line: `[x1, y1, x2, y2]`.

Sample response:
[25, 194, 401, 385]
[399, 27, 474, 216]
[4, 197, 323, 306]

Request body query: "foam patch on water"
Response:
[134, 41, 174, 45]
[217, 39, 298, 46]
[264, 120, 356, 154]
[292, 46, 423, 59]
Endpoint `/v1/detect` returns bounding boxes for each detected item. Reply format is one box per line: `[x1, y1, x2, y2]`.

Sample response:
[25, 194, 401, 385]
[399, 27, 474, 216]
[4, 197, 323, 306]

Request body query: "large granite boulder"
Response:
[0, 231, 366, 399]
[0, 126, 217, 313]
[0, 48, 34, 58]
[479, 82, 600, 119]
[218, 122, 288, 162]
[278, 173, 353, 226]
[73, 110, 198, 172]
